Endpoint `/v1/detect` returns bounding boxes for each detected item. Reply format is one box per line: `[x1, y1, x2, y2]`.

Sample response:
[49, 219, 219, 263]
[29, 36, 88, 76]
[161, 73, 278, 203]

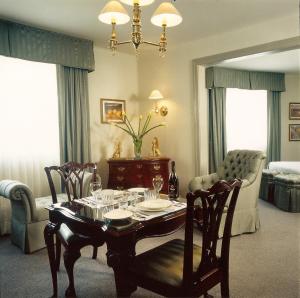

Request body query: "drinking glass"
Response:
[101, 189, 114, 206]
[89, 180, 102, 205]
[152, 175, 164, 199]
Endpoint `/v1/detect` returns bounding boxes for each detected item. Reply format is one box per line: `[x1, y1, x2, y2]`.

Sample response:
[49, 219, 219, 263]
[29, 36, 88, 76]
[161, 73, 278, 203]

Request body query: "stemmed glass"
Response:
[152, 175, 164, 199]
[89, 179, 102, 206]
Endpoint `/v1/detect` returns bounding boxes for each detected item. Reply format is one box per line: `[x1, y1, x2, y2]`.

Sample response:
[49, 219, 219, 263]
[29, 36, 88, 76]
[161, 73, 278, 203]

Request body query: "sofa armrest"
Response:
[188, 173, 220, 191]
[0, 180, 35, 223]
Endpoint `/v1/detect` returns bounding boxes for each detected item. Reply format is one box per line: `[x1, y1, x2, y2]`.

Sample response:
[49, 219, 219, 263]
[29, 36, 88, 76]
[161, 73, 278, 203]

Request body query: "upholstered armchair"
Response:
[189, 150, 266, 236]
[0, 174, 94, 253]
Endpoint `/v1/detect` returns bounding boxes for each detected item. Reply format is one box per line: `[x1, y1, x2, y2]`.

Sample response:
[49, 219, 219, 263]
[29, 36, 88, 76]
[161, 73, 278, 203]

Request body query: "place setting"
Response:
[74, 176, 186, 224]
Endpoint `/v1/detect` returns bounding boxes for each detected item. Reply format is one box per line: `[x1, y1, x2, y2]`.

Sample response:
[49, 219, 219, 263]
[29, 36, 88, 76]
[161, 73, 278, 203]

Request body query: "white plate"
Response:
[103, 209, 133, 221]
[128, 187, 147, 194]
[136, 199, 172, 211]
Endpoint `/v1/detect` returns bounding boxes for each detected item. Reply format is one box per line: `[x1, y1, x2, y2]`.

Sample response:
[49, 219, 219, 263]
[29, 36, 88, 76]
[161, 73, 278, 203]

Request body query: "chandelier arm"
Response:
[117, 40, 132, 45]
[143, 41, 160, 47]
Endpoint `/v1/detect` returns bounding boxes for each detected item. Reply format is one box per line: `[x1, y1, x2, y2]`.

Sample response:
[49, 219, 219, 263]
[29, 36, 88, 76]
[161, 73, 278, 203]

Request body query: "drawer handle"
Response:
[153, 165, 161, 171]
[117, 167, 126, 172]
[137, 164, 143, 169]
[117, 176, 124, 181]
[137, 174, 143, 179]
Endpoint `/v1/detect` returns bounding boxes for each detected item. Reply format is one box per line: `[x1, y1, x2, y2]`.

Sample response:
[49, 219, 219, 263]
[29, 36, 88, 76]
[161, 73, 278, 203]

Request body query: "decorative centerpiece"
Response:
[114, 112, 164, 159]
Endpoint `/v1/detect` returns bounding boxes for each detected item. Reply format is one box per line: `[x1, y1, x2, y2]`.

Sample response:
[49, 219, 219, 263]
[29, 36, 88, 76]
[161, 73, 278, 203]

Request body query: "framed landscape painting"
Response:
[289, 103, 300, 120]
[289, 124, 300, 141]
[100, 98, 125, 124]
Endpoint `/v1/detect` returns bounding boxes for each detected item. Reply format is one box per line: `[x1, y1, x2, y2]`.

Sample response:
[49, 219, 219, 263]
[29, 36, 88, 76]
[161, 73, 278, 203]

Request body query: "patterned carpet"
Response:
[0, 200, 299, 298]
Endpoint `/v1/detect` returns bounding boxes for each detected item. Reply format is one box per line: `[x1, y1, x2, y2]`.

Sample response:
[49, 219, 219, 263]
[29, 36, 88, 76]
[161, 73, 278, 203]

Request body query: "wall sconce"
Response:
[148, 89, 168, 116]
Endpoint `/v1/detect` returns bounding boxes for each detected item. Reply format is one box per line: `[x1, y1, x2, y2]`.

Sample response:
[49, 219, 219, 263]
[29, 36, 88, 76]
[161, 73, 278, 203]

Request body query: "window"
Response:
[226, 88, 267, 152]
[0, 56, 60, 196]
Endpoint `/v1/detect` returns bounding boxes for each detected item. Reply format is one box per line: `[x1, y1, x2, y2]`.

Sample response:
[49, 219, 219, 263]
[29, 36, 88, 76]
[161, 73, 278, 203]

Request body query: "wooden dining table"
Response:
[44, 200, 186, 297]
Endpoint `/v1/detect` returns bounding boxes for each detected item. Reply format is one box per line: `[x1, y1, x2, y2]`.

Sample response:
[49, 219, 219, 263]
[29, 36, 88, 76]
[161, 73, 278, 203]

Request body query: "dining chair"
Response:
[44, 161, 104, 296]
[127, 179, 242, 298]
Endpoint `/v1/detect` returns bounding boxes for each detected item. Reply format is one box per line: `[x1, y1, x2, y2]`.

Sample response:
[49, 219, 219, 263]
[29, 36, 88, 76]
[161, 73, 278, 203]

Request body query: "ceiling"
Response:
[215, 49, 300, 73]
[0, 0, 297, 49]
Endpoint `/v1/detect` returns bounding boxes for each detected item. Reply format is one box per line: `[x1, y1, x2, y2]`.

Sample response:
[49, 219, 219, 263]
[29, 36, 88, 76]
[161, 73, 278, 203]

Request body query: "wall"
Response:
[88, 46, 139, 187]
[281, 73, 300, 160]
[138, 13, 299, 195]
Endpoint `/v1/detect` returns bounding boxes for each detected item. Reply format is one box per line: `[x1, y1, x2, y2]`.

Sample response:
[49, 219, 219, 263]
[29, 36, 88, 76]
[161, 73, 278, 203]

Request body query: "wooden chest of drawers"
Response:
[107, 157, 170, 193]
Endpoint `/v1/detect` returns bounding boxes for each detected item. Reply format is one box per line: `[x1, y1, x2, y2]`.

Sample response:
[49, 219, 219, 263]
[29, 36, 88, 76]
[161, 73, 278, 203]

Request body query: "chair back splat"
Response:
[183, 179, 242, 293]
[45, 162, 97, 203]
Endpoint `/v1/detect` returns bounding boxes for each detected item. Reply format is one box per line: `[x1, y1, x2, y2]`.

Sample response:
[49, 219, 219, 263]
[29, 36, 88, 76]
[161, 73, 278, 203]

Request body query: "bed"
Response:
[268, 161, 300, 174]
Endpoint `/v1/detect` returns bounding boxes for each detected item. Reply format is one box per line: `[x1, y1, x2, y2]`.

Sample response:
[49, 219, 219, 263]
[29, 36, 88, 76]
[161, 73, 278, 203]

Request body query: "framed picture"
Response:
[289, 102, 300, 120]
[289, 124, 300, 141]
[100, 98, 126, 124]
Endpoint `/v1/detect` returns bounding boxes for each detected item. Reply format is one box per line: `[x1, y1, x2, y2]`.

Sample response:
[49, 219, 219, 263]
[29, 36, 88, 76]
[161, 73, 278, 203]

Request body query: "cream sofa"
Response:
[0, 174, 93, 253]
[189, 150, 266, 237]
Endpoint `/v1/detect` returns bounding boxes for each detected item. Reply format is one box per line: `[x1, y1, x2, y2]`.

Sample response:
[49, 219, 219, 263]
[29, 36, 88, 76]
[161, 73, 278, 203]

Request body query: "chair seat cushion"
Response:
[34, 194, 68, 221]
[129, 239, 202, 289]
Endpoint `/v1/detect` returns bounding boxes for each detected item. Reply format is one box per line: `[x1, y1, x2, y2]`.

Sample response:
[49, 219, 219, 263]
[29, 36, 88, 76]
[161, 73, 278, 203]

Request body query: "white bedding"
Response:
[268, 162, 300, 174]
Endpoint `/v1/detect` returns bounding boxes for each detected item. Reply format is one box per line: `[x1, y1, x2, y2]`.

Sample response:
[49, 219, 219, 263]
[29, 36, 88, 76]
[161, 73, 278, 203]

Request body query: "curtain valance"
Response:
[0, 20, 95, 72]
[206, 67, 285, 91]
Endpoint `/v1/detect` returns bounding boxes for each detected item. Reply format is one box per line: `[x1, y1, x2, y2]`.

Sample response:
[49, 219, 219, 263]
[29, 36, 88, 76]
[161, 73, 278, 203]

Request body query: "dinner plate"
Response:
[136, 199, 172, 211]
[128, 187, 147, 194]
[103, 209, 133, 221]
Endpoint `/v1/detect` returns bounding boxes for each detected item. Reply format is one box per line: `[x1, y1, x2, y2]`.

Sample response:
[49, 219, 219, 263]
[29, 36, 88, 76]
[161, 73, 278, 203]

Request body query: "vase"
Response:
[133, 138, 143, 159]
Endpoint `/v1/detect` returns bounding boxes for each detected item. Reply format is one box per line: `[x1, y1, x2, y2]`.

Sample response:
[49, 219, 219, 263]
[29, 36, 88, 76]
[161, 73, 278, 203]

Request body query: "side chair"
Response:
[127, 179, 242, 298]
[44, 161, 105, 297]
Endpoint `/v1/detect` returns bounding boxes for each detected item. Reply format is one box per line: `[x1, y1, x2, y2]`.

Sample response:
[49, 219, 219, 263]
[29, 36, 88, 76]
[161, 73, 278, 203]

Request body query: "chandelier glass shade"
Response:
[98, 0, 182, 56]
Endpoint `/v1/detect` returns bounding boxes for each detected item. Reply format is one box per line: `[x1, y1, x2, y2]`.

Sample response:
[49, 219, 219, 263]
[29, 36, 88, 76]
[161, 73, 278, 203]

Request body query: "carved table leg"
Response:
[55, 236, 61, 271]
[44, 223, 58, 298]
[64, 249, 81, 297]
[106, 234, 137, 297]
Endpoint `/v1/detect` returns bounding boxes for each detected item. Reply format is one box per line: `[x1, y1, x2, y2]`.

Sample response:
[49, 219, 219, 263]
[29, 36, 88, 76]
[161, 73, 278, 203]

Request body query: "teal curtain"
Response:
[57, 65, 91, 163]
[267, 91, 281, 163]
[0, 19, 94, 71]
[206, 67, 285, 91]
[208, 87, 227, 173]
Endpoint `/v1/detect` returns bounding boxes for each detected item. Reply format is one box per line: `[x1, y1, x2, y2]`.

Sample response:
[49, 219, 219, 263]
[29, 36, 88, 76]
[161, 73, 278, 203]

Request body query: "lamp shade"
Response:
[98, 0, 130, 25]
[151, 2, 182, 27]
[149, 89, 164, 100]
[120, 0, 155, 6]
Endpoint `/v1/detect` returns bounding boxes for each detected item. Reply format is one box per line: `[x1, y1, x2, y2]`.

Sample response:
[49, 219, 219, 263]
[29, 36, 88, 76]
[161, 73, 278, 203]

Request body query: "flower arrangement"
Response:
[113, 112, 164, 159]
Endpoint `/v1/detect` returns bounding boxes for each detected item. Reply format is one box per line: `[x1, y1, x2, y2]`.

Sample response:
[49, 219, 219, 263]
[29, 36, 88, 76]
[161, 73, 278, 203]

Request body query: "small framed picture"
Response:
[289, 124, 300, 141]
[289, 103, 300, 120]
[100, 98, 126, 124]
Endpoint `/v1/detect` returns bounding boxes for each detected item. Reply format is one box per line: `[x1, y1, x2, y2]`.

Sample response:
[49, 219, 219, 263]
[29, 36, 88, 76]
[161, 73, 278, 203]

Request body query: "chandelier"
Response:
[98, 0, 182, 56]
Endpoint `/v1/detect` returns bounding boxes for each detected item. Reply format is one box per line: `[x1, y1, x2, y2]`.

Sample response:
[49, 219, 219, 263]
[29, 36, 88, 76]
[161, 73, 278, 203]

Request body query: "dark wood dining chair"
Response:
[127, 179, 242, 298]
[44, 161, 104, 297]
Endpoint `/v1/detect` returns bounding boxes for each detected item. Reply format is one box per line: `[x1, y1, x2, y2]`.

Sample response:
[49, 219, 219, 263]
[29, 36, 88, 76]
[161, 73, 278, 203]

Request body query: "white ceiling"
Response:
[215, 49, 300, 73]
[0, 0, 297, 48]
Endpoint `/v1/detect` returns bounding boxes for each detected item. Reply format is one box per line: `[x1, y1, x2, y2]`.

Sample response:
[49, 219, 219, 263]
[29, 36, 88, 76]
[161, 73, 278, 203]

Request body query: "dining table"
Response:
[44, 196, 186, 297]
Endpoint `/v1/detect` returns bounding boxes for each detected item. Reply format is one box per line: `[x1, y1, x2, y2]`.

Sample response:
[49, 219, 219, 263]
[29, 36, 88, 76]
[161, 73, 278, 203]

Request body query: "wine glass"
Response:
[152, 175, 163, 199]
[89, 180, 102, 205]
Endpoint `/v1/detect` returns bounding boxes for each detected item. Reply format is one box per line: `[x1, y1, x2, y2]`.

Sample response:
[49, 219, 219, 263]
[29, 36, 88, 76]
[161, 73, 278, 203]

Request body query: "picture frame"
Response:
[289, 124, 300, 141]
[100, 98, 126, 124]
[289, 102, 300, 120]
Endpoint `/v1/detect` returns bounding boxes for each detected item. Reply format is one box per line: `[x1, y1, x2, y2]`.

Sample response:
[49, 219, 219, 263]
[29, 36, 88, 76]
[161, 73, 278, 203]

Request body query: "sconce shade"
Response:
[98, 0, 130, 25]
[149, 89, 164, 100]
[151, 2, 182, 27]
[120, 0, 155, 6]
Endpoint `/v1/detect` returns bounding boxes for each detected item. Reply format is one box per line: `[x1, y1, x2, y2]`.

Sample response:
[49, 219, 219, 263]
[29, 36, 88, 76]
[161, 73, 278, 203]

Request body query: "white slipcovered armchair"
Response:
[189, 150, 266, 236]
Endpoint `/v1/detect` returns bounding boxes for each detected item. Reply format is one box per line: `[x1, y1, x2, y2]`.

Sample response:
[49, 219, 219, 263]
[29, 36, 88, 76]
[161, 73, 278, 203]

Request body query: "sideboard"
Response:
[107, 157, 170, 193]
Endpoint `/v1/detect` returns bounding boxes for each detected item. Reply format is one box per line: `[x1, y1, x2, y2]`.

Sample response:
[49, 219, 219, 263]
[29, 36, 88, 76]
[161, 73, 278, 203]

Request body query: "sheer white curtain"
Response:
[226, 88, 267, 152]
[0, 56, 60, 197]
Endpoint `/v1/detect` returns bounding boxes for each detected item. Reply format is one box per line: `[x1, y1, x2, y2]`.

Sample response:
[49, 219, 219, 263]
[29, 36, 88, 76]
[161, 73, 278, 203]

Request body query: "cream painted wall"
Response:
[281, 73, 300, 161]
[88, 46, 139, 187]
[138, 14, 299, 195]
